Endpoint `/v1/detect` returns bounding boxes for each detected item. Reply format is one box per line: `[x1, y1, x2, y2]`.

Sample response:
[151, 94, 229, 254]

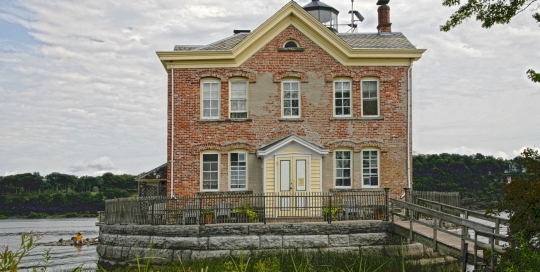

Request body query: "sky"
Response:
[0, 0, 539, 177]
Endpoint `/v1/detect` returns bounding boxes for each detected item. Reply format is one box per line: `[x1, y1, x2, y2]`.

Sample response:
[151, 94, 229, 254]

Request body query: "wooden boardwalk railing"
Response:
[390, 198, 509, 271]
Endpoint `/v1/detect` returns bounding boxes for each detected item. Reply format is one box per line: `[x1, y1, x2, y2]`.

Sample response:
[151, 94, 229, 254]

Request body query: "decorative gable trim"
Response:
[157, 2, 425, 69]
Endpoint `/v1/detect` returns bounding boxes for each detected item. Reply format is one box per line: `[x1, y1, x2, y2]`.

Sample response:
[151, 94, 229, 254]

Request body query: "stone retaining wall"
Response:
[98, 221, 439, 266]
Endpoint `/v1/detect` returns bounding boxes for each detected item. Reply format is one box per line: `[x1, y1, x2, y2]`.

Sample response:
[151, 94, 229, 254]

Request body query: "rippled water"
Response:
[0, 218, 99, 271]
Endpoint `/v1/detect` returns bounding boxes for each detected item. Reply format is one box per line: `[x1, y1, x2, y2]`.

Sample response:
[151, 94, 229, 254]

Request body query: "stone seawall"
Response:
[98, 221, 439, 266]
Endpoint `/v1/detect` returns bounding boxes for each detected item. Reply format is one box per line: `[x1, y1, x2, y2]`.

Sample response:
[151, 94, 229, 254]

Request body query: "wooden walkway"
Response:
[393, 219, 474, 257]
[390, 198, 510, 271]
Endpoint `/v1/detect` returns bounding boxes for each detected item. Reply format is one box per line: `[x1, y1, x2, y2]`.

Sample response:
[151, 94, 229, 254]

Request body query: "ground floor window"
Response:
[335, 150, 352, 187]
[362, 150, 379, 187]
[230, 152, 247, 189]
[202, 153, 219, 190]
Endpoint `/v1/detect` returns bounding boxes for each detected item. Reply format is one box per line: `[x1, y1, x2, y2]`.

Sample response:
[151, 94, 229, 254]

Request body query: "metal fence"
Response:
[103, 189, 390, 225]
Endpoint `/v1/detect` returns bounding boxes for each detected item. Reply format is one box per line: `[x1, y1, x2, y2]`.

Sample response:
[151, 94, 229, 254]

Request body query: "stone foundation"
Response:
[98, 221, 453, 267]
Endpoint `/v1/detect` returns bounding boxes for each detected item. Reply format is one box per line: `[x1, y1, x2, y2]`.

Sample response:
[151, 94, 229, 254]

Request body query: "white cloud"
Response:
[451, 146, 477, 156]
[69, 156, 118, 174]
[4, 171, 17, 176]
[496, 151, 508, 160]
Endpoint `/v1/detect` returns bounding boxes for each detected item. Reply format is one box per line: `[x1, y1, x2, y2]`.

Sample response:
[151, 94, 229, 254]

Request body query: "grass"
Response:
[102, 249, 461, 272]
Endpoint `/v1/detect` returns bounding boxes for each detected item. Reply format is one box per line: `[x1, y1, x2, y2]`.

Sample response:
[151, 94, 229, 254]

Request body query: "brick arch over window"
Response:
[328, 140, 384, 152]
[325, 69, 389, 83]
[222, 142, 257, 153]
[225, 70, 257, 83]
[190, 143, 223, 154]
[197, 72, 227, 82]
[273, 70, 308, 83]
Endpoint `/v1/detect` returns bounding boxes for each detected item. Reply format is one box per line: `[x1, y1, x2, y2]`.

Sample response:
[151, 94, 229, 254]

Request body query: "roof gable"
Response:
[157, 1, 425, 69]
[257, 135, 329, 157]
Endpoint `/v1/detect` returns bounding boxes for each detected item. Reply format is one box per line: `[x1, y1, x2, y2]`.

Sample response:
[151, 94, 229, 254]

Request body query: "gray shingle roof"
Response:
[336, 32, 416, 49]
[173, 32, 416, 51]
[135, 163, 167, 180]
[174, 33, 249, 51]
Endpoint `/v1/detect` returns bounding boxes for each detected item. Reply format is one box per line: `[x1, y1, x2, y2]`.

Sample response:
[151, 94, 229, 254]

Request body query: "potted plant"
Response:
[202, 209, 214, 224]
[233, 202, 259, 223]
[374, 205, 386, 220]
[323, 203, 342, 221]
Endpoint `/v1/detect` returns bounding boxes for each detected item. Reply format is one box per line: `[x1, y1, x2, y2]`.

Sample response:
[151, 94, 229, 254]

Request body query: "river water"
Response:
[0, 218, 99, 271]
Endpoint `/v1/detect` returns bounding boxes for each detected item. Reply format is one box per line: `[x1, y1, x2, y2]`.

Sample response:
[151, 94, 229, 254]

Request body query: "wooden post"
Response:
[433, 217, 438, 251]
[462, 242, 468, 272]
[495, 218, 501, 245]
[384, 188, 390, 221]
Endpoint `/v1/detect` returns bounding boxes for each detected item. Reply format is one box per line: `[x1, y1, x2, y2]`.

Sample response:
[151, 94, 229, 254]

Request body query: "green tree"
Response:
[496, 148, 540, 241]
[440, 0, 540, 83]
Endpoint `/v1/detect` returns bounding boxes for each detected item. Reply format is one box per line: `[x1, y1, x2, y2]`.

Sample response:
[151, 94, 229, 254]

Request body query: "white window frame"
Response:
[333, 79, 352, 117]
[282, 80, 301, 118]
[229, 79, 248, 119]
[334, 149, 353, 188]
[361, 78, 380, 117]
[201, 79, 220, 119]
[229, 151, 248, 190]
[201, 152, 220, 191]
[362, 149, 380, 188]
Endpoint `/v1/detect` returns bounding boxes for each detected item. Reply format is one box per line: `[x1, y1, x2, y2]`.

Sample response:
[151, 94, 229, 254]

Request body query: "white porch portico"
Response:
[257, 135, 329, 195]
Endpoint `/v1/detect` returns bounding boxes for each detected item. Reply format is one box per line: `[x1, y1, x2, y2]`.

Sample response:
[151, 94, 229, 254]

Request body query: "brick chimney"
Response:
[377, 1, 391, 33]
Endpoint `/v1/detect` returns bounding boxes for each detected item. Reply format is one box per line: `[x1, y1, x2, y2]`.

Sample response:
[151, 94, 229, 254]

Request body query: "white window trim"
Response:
[229, 151, 248, 191]
[334, 149, 353, 189]
[361, 149, 380, 188]
[333, 79, 353, 117]
[201, 79, 220, 119]
[200, 151, 220, 192]
[361, 78, 380, 117]
[229, 79, 248, 119]
[281, 80, 301, 118]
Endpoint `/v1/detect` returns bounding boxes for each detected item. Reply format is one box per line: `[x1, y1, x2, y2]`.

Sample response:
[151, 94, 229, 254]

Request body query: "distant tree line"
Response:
[0, 172, 138, 217]
[413, 153, 524, 209]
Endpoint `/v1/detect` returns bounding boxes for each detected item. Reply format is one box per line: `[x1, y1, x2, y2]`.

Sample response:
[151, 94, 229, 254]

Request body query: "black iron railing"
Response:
[104, 189, 390, 225]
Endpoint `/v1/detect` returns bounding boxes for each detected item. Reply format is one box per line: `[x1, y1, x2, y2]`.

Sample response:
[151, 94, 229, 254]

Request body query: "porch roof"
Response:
[256, 134, 329, 157]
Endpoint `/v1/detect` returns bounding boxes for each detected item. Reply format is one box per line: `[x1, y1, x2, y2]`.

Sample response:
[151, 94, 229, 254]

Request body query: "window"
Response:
[230, 152, 247, 190]
[335, 150, 352, 187]
[334, 80, 351, 117]
[282, 81, 300, 117]
[362, 150, 379, 188]
[284, 40, 298, 48]
[202, 153, 219, 190]
[202, 80, 220, 119]
[230, 81, 248, 119]
[362, 79, 379, 116]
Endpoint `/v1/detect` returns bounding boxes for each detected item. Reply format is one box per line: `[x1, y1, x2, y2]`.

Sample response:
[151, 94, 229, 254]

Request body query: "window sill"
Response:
[277, 47, 305, 52]
[330, 188, 384, 192]
[278, 118, 305, 122]
[198, 118, 253, 123]
[329, 117, 384, 121]
[196, 190, 253, 196]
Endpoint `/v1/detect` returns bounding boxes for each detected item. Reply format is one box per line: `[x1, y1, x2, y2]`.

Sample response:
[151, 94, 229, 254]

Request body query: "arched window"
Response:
[284, 40, 299, 48]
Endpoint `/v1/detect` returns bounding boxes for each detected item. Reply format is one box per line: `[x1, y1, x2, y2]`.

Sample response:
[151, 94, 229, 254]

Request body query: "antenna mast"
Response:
[347, 0, 364, 33]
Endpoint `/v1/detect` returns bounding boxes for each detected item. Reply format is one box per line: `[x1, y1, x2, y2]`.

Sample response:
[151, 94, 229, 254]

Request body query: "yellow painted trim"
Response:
[156, 2, 426, 70]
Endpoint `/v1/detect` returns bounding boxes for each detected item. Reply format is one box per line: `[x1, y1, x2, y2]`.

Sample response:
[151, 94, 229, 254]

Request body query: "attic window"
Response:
[278, 40, 304, 52]
[284, 41, 299, 48]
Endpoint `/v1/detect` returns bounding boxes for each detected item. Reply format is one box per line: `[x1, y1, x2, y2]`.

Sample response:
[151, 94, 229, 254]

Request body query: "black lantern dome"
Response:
[303, 0, 339, 33]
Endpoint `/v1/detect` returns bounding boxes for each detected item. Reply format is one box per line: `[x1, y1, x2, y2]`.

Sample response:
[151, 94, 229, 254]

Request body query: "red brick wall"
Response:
[167, 25, 411, 198]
